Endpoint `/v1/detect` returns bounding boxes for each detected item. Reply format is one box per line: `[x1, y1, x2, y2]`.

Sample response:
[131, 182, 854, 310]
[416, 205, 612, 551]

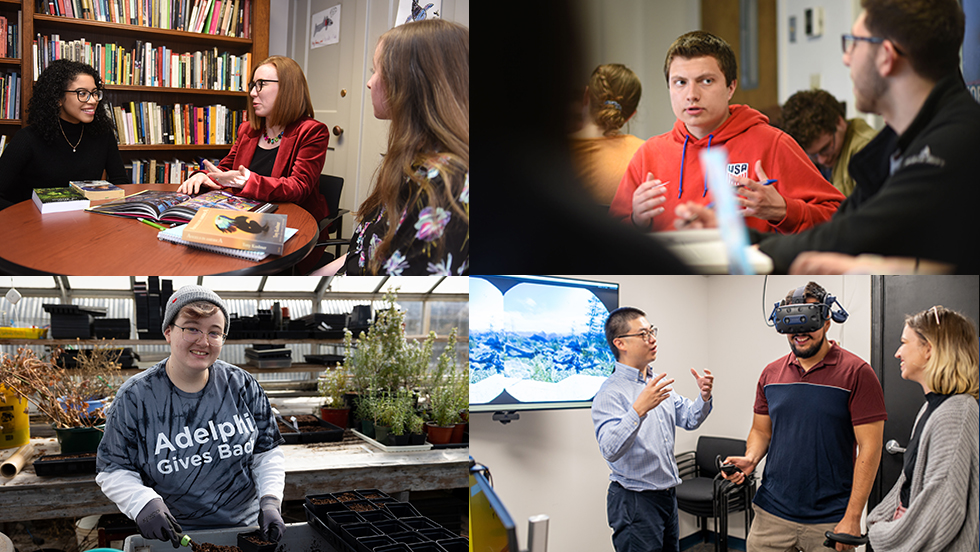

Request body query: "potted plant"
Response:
[0, 344, 123, 453]
[424, 329, 462, 445]
[317, 366, 350, 428]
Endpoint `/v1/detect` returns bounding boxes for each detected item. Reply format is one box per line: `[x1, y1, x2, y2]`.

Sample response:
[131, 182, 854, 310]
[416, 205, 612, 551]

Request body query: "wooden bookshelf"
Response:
[10, 0, 270, 178]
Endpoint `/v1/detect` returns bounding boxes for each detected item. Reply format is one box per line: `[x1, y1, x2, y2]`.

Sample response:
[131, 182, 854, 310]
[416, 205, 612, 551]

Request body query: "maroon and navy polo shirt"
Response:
[752, 341, 887, 523]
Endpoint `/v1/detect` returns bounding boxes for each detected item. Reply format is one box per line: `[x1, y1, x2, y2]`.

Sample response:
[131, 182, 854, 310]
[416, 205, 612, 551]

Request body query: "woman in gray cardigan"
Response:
[867, 305, 979, 552]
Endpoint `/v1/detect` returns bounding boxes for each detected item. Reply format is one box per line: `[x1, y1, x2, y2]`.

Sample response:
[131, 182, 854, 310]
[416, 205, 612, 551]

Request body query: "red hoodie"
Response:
[609, 105, 845, 233]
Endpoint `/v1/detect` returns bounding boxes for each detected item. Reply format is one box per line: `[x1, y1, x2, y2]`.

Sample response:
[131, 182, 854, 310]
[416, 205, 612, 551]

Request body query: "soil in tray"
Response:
[309, 496, 340, 505]
[347, 502, 378, 512]
[334, 492, 360, 502]
[241, 535, 275, 547]
[276, 414, 326, 434]
[192, 542, 243, 552]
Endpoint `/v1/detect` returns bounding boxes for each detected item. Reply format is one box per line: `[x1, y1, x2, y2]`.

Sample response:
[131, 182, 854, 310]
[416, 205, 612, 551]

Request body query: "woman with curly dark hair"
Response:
[0, 60, 127, 209]
[312, 19, 469, 276]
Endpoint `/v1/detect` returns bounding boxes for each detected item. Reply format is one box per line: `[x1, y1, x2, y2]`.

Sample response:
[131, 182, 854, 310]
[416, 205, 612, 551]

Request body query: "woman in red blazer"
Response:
[178, 55, 329, 271]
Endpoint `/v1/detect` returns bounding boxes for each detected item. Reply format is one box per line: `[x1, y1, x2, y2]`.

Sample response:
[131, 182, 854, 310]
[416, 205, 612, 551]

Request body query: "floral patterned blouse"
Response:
[344, 155, 469, 275]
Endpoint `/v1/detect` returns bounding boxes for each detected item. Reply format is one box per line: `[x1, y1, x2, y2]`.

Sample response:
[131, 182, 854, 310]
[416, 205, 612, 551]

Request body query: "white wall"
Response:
[470, 275, 873, 552]
[574, 0, 701, 141]
[777, 0, 884, 128]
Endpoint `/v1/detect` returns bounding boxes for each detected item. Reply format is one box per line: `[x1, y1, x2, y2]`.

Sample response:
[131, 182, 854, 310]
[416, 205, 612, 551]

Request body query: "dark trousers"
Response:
[606, 481, 680, 552]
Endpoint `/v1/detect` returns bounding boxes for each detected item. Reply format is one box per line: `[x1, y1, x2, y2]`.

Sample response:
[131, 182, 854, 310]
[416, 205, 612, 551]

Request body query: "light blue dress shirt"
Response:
[592, 361, 712, 492]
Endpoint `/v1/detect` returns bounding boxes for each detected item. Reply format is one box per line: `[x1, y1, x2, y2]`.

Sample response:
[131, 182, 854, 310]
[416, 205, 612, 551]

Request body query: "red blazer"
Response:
[220, 116, 330, 223]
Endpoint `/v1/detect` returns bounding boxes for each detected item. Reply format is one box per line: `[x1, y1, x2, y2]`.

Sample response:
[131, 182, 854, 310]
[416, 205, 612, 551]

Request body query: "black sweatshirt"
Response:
[0, 120, 128, 209]
[757, 73, 980, 274]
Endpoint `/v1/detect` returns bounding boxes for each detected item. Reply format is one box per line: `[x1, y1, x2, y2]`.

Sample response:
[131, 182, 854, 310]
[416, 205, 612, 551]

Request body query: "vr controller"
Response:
[768, 286, 849, 334]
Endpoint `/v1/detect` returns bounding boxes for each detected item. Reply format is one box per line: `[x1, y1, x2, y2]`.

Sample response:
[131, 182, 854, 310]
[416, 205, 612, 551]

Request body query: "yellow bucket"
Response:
[0, 385, 30, 449]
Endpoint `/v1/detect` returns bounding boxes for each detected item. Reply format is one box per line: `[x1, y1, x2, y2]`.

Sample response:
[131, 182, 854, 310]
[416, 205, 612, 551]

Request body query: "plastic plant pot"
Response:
[346, 500, 380, 514]
[305, 493, 348, 517]
[372, 545, 412, 552]
[357, 509, 394, 524]
[435, 539, 468, 552]
[326, 510, 366, 533]
[370, 497, 399, 505]
[417, 528, 457, 542]
[237, 530, 276, 552]
[371, 520, 412, 536]
[334, 491, 362, 503]
[398, 517, 440, 531]
[340, 523, 383, 549]
[355, 535, 396, 552]
[53, 424, 105, 454]
[378, 502, 421, 519]
[356, 489, 391, 501]
[407, 543, 445, 552]
[388, 532, 428, 545]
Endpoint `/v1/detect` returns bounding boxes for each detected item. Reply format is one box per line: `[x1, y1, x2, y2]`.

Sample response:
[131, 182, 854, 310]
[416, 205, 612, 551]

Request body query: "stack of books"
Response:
[157, 207, 296, 261]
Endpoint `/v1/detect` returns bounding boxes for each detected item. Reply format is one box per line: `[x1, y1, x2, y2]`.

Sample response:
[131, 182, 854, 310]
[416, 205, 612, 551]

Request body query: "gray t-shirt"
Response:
[97, 359, 284, 529]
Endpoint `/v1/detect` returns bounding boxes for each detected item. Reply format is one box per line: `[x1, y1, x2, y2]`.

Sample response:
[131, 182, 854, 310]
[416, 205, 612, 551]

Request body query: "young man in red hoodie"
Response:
[610, 31, 844, 234]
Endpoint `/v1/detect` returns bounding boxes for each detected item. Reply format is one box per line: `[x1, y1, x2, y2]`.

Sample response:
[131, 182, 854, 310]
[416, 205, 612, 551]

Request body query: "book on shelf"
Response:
[87, 189, 277, 223]
[157, 224, 298, 261]
[32, 187, 91, 213]
[182, 207, 289, 255]
[38, 0, 250, 38]
[69, 180, 126, 200]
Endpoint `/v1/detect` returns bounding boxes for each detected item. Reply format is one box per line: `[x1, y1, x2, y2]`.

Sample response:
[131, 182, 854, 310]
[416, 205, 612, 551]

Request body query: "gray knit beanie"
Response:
[162, 285, 230, 334]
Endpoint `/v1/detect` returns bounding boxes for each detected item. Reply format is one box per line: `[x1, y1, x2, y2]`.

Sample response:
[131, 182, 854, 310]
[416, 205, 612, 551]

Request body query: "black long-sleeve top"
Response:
[0, 120, 128, 209]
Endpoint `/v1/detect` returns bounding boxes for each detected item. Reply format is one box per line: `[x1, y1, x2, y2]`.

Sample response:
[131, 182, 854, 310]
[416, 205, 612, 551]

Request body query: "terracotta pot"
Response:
[320, 406, 350, 429]
[425, 422, 454, 445]
[450, 422, 466, 443]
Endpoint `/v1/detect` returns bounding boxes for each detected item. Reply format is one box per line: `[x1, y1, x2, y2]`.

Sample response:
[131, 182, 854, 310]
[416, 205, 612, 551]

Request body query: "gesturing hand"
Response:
[632, 372, 674, 417]
[733, 161, 786, 222]
[136, 498, 183, 548]
[204, 159, 250, 189]
[631, 173, 670, 229]
[690, 368, 714, 401]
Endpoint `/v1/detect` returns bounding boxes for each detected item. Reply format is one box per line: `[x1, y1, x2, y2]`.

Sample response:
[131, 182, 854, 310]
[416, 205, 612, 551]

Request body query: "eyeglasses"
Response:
[248, 79, 279, 92]
[64, 88, 104, 102]
[172, 324, 226, 344]
[808, 131, 837, 163]
[841, 34, 905, 56]
[617, 327, 658, 341]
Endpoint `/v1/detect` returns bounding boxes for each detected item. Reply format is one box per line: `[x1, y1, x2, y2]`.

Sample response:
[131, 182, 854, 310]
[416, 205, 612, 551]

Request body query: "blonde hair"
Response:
[358, 19, 469, 273]
[247, 56, 315, 131]
[178, 301, 222, 323]
[905, 305, 979, 399]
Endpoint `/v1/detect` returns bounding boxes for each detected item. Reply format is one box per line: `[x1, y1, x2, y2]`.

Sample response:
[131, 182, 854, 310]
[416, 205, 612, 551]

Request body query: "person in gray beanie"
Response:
[96, 285, 286, 546]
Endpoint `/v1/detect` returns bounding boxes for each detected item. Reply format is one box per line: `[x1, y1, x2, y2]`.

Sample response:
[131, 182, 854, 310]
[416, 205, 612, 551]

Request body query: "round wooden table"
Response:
[0, 184, 319, 275]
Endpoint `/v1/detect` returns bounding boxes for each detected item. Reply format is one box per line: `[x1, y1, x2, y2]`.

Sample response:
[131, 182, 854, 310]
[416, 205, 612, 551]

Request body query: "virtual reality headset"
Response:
[768, 285, 848, 334]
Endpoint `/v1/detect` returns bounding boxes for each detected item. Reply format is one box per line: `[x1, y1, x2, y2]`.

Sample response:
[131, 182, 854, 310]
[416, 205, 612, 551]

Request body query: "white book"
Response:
[157, 224, 298, 261]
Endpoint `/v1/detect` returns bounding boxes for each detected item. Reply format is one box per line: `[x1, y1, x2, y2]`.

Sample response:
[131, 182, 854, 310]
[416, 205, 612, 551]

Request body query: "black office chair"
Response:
[313, 174, 350, 266]
[675, 436, 756, 552]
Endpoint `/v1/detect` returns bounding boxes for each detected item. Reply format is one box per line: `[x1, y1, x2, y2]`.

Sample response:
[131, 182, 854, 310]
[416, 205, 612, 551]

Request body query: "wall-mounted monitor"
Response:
[469, 275, 619, 412]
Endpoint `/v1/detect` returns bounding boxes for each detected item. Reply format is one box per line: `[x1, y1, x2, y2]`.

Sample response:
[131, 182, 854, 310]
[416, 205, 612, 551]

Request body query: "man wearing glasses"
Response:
[97, 285, 287, 547]
[678, 0, 980, 274]
[780, 89, 878, 197]
[592, 307, 714, 552]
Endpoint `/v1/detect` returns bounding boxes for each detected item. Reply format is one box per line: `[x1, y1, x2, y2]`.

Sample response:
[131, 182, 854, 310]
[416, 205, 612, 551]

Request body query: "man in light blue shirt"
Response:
[593, 306, 714, 552]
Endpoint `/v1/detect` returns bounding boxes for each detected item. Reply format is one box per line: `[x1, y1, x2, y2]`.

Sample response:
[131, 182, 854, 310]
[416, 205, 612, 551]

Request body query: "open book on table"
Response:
[86, 189, 277, 224]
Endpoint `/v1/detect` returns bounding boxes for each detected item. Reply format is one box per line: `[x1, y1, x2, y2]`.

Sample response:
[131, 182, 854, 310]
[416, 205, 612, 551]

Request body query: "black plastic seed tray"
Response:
[356, 489, 391, 500]
[377, 502, 421, 519]
[435, 538, 467, 552]
[340, 523, 383, 549]
[388, 532, 427, 546]
[305, 493, 348, 517]
[355, 535, 397, 552]
[33, 453, 97, 476]
[280, 418, 344, 445]
[398, 517, 440, 532]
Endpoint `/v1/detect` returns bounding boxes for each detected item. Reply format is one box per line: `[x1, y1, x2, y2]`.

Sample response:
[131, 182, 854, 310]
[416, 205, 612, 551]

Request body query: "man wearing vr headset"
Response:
[721, 282, 886, 552]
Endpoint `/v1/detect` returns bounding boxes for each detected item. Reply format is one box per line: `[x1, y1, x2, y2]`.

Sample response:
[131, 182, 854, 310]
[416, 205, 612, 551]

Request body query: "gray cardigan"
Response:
[867, 394, 979, 551]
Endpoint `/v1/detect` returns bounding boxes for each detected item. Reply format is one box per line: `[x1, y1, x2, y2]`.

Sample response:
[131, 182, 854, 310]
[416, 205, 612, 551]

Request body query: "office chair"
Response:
[675, 436, 756, 552]
[313, 174, 350, 266]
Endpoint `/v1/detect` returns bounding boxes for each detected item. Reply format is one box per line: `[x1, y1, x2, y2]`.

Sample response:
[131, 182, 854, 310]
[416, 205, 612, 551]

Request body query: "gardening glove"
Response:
[258, 495, 285, 543]
[136, 498, 183, 548]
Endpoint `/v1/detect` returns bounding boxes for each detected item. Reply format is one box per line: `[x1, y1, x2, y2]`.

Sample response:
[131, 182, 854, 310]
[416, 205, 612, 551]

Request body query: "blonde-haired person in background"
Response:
[867, 305, 979, 551]
[178, 55, 330, 273]
[570, 64, 645, 206]
[313, 19, 468, 276]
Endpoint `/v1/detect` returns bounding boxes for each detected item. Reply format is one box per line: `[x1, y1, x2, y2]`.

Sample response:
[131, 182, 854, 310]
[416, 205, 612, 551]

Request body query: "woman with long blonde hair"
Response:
[314, 19, 468, 275]
[867, 305, 978, 551]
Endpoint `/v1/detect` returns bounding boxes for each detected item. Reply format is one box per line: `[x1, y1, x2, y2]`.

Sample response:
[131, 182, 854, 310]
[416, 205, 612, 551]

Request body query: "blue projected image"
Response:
[469, 276, 618, 409]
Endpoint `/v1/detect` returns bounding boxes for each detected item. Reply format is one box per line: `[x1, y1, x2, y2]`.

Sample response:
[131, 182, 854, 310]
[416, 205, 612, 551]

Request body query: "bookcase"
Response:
[0, 0, 23, 152]
[4, 0, 269, 181]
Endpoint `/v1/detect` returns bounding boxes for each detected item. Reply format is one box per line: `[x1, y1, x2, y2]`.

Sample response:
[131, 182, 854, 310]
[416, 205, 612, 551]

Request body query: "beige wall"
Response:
[470, 275, 872, 552]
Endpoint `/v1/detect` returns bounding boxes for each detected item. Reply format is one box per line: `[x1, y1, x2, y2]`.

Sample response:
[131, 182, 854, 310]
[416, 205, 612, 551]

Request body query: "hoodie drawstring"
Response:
[678, 134, 689, 198]
[702, 134, 713, 197]
[678, 133, 715, 198]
